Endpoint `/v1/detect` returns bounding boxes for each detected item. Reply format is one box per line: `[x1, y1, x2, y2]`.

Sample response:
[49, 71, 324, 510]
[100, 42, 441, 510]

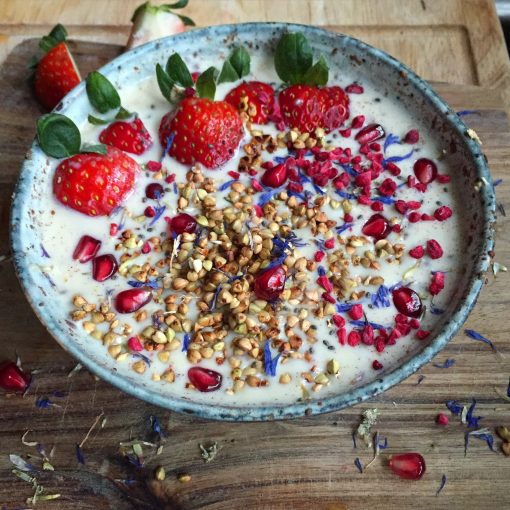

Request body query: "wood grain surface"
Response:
[0, 0, 509, 91]
[0, 35, 509, 510]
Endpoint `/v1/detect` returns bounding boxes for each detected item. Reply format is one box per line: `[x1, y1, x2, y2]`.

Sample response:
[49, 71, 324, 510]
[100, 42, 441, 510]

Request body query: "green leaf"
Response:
[39, 36, 58, 53]
[156, 63, 175, 102]
[115, 106, 133, 120]
[229, 46, 250, 79]
[48, 24, 68, 43]
[131, 1, 150, 22]
[166, 53, 193, 88]
[87, 114, 109, 125]
[81, 143, 108, 155]
[274, 32, 313, 84]
[36, 113, 81, 158]
[217, 60, 239, 84]
[195, 66, 218, 100]
[163, 0, 189, 9]
[176, 14, 196, 26]
[86, 71, 121, 114]
[302, 54, 329, 86]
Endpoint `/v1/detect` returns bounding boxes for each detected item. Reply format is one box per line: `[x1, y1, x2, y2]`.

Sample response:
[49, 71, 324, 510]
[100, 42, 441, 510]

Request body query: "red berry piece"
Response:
[348, 304, 363, 320]
[392, 287, 423, 318]
[428, 271, 445, 295]
[145, 183, 164, 200]
[378, 178, 397, 196]
[436, 413, 449, 426]
[253, 265, 286, 301]
[355, 124, 385, 145]
[426, 239, 444, 259]
[413, 158, 437, 184]
[261, 163, 287, 188]
[348, 330, 361, 346]
[115, 288, 152, 314]
[389, 452, 426, 480]
[0, 361, 31, 392]
[416, 329, 430, 340]
[372, 360, 383, 370]
[345, 83, 364, 94]
[409, 246, 424, 259]
[169, 213, 197, 236]
[144, 206, 156, 217]
[403, 129, 419, 144]
[92, 254, 118, 282]
[361, 213, 390, 240]
[73, 235, 101, 263]
[127, 337, 144, 352]
[188, 366, 222, 392]
[434, 206, 453, 221]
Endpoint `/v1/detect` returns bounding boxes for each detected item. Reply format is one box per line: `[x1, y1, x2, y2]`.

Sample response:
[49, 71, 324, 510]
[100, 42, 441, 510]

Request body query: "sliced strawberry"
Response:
[34, 42, 81, 110]
[53, 146, 139, 216]
[159, 97, 244, 169]
[278, 84, 349, 134]
[99, 117, 153, 155]
[225, 81, 275, 124]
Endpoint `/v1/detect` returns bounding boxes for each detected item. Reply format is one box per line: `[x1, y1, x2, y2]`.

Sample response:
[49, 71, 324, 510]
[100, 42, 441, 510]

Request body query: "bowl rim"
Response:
[10, 22, 496, 421]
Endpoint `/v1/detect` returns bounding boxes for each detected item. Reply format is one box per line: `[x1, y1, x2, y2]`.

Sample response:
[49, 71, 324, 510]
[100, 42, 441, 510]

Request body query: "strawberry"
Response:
[99, 117, 153, 155]
[34, 25, 81, 110]
[159, 97, 244, 169]
[53, 146, 139, 216]
[278, 84, 349, 133]
[225, 81, 275, 124]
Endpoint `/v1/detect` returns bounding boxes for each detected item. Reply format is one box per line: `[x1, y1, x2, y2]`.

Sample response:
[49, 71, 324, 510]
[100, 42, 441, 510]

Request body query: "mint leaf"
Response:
[36, 113, 81, 158]
[196, 66, 218, 100]
[166, 53, 193, 88]
[88, 115, 109, 125]
[86, 71, 121, 113]
[156, 63, 174, 102]
[115, 106, 133, 120]
[302, 55, 329, 86]
[217, 61, 239, 84]
[274, 32, 313, 84]
[229, 46, 250, 78]
[81, 143, 108, 155]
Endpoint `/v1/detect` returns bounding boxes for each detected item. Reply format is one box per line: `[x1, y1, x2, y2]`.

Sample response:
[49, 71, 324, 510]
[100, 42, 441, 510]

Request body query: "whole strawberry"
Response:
[99, 117, 153, 155]
[34, 24, 81, 110]
[274, 33, 349, 133]
[53, 146, 139, 216]
[159, 97, 243, 168]
[225, 81, 275, 124]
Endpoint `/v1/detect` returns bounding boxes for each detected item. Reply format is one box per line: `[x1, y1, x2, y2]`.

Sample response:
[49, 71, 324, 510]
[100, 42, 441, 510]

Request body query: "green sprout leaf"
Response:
[115, 106, 133, 120]
[156, 63, 175, 102]
[274, 32, 314, 84]
[302, 54, 329, 86]
[81, 143, 108, 155]
[87, 115, 109, 125]
[36, 113, 81, 158]
[86, 71, 121, 113]
[218, 46, 250, 84]
[176, 13, 196, 26]
[166, 53, 193, 88]
[196, 66, 218, 100]
[39, 24, 68, 52]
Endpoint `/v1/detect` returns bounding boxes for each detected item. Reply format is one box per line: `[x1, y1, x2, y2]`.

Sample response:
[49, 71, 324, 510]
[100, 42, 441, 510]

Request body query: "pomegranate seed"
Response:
[409, 246, 424, 259]
[317, 275, 333, 293]
[436, 413, 449, 426]
[253, 265, 286, 301]
[169, 213, 197, 236]
[389, 452, 426, 480]
[434, 206, 453, 221]
[391, 224, 401, 233]
[0, 361, 31, 392]
[188, 366, 222, 392]
[261, 163, 287, 188]
[315, 251, 325, 262]
[141, 241, 151, 254]
[345, 83, 364, 94]
[413, 158, 437, 184]
[322, 292, 336, 304]
[361, 213, 390, 240]
[392, 287, 423, 318]
[252, 204, 263, 217]
[385, 161, 401, 176]
[337, 327, 347, 345]
[92, 254, 118, 282]
[348, 304, 363, 320]
[371, 202, 383, 213]
[110, 223, 118, 236]
[228, 171, 240, 179]
[344, 213, 354, 222]
[351, 115, 365, 129]
[436, 174, 451, 183]
[378, 178, 397, 196]
[355, 123, 385, 145]
[339, 128, 351, 137]
[403, 129, 420, 144]
[429, 271, 445, 295]
[127, 337, 144, 352]
[146, 161, 162, 172]
[372, 360, 383, 370]
[426, 239, 443, 259]
[165, 173, 176, 184]
[73, 235, 101, 263]
[408, 212, 421, 223]
[144, 206, 156, 217]
[115, 288, 152, 314]
[324, 238, 335, 249]
[145, 183, 164, 199]
[332, 314, 345, 327]
[409, 318, 420, 329]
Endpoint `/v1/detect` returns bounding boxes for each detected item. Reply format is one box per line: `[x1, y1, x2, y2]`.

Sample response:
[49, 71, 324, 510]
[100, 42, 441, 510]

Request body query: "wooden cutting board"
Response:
[0, 39, 509, 510]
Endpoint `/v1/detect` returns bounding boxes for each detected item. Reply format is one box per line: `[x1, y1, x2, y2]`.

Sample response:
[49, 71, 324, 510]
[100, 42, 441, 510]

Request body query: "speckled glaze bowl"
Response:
[11, 23, 496, 421]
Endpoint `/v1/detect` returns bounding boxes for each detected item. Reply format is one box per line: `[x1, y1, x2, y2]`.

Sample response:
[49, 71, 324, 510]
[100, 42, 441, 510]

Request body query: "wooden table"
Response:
[0, 2, 509, 509]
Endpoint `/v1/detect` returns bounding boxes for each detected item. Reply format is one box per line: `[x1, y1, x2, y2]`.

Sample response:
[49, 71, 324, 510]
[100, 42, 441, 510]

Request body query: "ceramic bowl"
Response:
[10, 23, 496, 420]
